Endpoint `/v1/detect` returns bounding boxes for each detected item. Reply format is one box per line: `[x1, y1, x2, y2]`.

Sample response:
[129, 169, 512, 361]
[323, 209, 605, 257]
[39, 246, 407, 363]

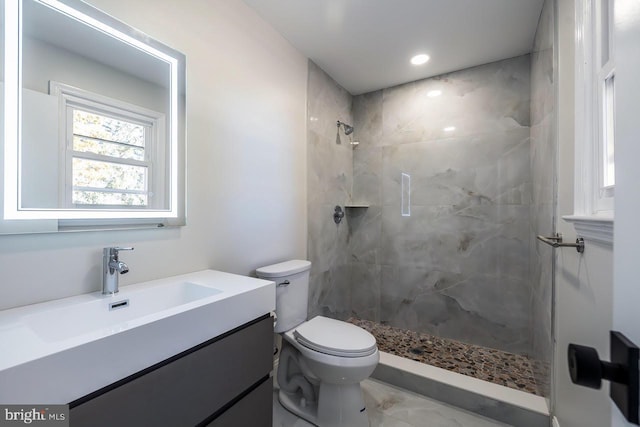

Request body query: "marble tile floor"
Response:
[273, 378, 512, 427]
[348, 318, 542, 396]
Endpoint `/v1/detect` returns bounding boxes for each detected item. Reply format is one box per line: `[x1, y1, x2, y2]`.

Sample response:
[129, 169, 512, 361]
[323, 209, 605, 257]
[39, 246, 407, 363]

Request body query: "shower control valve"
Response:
[333, 206, 345, 224]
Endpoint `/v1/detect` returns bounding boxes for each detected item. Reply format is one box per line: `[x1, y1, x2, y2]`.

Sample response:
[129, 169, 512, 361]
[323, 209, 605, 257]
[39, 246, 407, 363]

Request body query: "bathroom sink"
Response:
[0, 270, 275, 404]
[26, 282, 222, 342]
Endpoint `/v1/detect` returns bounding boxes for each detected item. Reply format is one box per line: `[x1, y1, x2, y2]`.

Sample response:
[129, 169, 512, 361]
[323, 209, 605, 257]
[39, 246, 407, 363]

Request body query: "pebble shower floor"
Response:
[348, 318, 542, 396]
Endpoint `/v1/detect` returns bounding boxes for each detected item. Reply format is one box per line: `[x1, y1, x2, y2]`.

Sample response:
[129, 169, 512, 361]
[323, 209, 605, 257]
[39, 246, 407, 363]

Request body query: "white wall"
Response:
[0, 0, 308, 311]
[23, 36, 167, 114]
[553, 0, 613, 426]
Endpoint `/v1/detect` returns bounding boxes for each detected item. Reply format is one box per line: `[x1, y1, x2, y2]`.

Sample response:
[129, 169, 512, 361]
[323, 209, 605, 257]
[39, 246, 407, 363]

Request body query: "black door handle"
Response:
[568, 331, 639, 424]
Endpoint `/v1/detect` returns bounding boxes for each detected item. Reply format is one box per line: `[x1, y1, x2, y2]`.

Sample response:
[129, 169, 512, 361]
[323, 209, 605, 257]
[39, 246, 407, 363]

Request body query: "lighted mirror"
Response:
[1, 0, 185, 233]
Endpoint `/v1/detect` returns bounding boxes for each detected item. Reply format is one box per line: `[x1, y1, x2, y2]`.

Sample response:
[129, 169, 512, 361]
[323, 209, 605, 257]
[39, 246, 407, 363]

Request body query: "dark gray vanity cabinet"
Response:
[69, 315, 273, 427]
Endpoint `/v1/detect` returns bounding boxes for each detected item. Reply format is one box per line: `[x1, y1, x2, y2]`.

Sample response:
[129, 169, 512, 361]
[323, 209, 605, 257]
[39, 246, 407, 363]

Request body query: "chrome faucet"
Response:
[102, 247, 134, 295]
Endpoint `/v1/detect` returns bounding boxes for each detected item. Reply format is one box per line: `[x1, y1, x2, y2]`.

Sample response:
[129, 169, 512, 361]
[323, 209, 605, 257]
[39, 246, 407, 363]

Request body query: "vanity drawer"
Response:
[206, 378, 272, 427]
[69, 315, 273, 427]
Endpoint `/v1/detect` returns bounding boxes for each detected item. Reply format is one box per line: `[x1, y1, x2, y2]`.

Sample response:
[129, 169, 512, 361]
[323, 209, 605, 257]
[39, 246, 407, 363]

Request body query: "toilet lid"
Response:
[293, 316, 377, 358]
[256, 260, 311, 278]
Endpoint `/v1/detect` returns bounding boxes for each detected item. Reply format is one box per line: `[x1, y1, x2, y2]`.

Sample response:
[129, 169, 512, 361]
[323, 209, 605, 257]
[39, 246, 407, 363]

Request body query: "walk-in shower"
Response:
[307, 0, 556, 401]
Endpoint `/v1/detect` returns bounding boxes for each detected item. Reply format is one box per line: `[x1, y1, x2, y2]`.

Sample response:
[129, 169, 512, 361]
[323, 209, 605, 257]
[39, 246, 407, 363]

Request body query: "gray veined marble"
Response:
[307, 130, 353, 206]
[308, 263, 352, 320]
[350, 55, 534, 355]
[348, 205, 382, 265]
[349, 261, 382, 321]
[371, 363, 548, 427]
[308, 61, 353, 143]
[363, 379, 513, 427]
[528, 0, 556, 398]
[381, 56, 531, 146]
[353, 90, 383, 147]
[307, 203, 349, 274]
[307, 60, 354, 321]
[379, 129, 531, 208]
[307, 47, 554, 395]
[273, 378, 513, 427]
[353, 146, 383, 205]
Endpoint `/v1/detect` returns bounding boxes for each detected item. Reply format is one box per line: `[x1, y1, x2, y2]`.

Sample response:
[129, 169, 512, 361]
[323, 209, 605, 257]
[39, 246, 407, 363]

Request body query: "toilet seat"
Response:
[292, 316, 377, 358]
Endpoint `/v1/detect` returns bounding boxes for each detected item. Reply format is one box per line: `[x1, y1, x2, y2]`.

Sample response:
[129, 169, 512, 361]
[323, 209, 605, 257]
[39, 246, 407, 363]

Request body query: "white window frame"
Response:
[565, 0, 615, 245]
[50, 82, 166, 210]
[594, 0, 615, 213]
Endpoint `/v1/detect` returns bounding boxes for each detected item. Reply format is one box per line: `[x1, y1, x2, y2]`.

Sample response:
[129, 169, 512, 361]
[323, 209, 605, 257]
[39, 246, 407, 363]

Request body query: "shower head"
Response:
[337, 120, 354, 136]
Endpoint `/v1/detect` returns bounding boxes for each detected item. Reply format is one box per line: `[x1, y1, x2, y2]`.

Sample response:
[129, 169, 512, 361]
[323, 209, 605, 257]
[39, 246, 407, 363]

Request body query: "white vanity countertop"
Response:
[0, 270, 275, 404]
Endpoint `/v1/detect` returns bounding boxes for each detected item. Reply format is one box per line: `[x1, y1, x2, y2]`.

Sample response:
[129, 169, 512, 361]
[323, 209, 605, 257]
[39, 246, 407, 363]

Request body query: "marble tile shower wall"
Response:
[350, 56, 533, 355]
[306, 61, 354, 319]
[529, 0, 556, 397]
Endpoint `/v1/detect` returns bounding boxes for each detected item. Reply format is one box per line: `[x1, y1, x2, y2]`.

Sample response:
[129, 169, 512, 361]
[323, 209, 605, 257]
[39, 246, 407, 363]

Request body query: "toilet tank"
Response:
[256, 260, 311, 333]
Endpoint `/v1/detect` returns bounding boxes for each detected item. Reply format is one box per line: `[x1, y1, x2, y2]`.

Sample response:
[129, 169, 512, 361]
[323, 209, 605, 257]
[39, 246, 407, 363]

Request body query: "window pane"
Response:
[73, 190, 147, 206]
[603, 75, 615, 187]
[73, 158, 147, 191]
[73, 136, 145, 161]
[73, 109, 145, 147]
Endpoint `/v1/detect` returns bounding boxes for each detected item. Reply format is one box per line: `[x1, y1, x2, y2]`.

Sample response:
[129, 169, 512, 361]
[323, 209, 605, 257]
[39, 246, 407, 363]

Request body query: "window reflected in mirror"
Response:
[1, 0, 185, 228]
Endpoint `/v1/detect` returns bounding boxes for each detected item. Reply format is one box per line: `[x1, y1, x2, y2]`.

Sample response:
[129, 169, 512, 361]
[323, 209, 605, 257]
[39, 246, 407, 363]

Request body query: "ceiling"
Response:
[243, 0, 545, 95]
[24, 0, 170, 88]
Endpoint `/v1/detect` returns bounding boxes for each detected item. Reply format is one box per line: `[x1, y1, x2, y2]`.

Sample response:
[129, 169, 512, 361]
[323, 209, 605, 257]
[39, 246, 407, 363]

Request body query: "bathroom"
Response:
[0, 0, 639, 426]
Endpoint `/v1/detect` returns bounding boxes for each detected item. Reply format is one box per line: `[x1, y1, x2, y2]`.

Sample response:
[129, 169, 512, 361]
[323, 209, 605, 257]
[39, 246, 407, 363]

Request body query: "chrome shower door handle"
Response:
[536, 233, 585, 253]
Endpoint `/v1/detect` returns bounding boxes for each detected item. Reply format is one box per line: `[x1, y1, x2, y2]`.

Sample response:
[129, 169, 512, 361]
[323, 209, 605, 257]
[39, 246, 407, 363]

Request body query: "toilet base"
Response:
[279, 389, 318, 424]
[279, 382, 370, 427]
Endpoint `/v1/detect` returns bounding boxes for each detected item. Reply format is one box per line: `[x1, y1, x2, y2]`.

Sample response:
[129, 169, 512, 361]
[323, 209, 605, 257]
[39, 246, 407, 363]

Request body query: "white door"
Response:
[554, 1, 639, 426]
[611, 0, 640, 425]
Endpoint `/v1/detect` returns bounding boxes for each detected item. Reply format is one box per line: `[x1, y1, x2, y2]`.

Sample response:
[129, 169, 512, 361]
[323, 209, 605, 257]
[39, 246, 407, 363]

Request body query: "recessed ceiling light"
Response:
[410, 54, 430, 65]
[443, 126, 456, 132]
[427, 90, 442, 97]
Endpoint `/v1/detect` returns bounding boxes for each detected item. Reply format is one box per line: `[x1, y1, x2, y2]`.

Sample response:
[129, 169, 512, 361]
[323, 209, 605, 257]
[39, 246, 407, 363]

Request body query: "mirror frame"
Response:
[2, 0, 186, 230]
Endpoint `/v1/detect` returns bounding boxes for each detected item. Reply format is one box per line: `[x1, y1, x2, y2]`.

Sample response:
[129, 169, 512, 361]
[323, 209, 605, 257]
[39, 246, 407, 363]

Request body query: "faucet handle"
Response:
[104, 247, 134, 258]
[113, 247, 134, 252]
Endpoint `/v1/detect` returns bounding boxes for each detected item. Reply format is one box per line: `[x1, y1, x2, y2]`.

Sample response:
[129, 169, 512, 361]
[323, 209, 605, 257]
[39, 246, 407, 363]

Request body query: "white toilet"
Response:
[256, 260, 379, 427]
